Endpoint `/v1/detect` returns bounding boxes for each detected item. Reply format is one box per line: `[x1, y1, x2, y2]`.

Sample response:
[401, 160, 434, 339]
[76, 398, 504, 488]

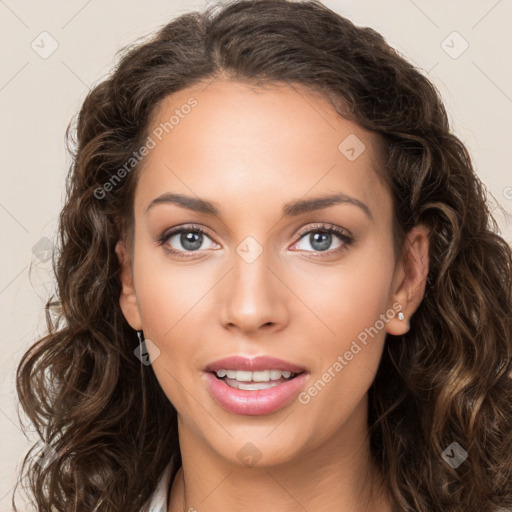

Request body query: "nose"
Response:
[219, 249, 289, 334]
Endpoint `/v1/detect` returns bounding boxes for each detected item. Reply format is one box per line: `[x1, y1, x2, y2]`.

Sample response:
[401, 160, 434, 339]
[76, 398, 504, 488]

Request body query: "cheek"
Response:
[294, 271, 393, 431]
[132, 249, 219, 383]
[133, 240, 214, 335]
[132, 258, 211, 412]
[292, 240, 395, 398]
[296, 242, 395, 343]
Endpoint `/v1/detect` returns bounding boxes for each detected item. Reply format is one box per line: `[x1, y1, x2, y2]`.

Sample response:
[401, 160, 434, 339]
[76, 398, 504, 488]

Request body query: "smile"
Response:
[204, 370, 308, 415]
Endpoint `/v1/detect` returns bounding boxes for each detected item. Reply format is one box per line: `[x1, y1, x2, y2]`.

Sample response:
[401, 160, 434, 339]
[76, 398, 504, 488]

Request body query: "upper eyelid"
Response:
[295, 223, 351, 238]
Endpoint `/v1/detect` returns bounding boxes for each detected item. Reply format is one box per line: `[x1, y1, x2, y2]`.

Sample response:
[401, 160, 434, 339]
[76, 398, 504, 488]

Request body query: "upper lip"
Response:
[204, 356, 307, 374]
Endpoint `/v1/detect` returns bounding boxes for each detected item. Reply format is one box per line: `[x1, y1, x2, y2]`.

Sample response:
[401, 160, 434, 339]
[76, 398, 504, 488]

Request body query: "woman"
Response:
[15, 1, 512, 511]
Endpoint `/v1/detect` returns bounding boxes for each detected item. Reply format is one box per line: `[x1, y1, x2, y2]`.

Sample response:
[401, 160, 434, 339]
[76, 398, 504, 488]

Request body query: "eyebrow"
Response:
[145, 192, 373, 220]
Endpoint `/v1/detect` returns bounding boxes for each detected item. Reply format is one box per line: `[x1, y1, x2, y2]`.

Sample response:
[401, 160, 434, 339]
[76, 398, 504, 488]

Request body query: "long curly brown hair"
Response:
[14, 1, 512, 511]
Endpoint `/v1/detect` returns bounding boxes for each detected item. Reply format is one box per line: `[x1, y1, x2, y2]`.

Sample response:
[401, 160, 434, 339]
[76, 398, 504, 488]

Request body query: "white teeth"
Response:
[269, 370, 282, 380]
[229, 380, 281, 390]
[214, 369, 296, 382]
[231, 370, 252, 381]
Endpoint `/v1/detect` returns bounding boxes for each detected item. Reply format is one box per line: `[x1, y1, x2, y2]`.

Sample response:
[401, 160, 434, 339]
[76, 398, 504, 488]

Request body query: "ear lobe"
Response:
[386, 224, 430, 336]
[115, 240, 143, 331]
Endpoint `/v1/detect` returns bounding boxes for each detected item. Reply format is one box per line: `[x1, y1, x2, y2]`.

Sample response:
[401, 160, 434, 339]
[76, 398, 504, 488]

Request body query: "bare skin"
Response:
[116, 80, 429, 512]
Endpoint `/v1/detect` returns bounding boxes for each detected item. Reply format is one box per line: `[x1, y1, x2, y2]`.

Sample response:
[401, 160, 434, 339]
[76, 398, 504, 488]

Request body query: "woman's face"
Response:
[117, 80, 419, 467]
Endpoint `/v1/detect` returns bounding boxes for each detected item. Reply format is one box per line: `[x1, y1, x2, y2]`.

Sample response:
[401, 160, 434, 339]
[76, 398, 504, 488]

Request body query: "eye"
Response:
[158, 225, 218, 257]
[157, 223, 353, 258]
[290, 223, 353, 255]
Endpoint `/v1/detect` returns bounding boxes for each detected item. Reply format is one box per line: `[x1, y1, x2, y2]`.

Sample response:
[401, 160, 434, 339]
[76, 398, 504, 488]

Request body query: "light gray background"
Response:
[1, 1, 511, 510]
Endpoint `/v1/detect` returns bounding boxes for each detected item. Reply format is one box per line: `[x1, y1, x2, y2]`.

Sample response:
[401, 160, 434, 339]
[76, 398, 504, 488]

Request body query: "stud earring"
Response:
[398, 311, 405, 321]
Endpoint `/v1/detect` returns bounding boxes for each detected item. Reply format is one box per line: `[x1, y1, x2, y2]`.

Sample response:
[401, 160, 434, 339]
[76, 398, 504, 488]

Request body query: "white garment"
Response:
[143, 463, 173, 512]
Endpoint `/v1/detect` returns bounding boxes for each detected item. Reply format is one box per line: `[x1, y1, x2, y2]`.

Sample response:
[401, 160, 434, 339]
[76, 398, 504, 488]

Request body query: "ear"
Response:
[115, 239, 143, 331]
[386, 224, 430, 336]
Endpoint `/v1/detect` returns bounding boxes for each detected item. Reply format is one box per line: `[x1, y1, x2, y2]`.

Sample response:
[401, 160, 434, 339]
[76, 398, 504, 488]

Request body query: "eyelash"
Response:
[157, 223, 354, 259]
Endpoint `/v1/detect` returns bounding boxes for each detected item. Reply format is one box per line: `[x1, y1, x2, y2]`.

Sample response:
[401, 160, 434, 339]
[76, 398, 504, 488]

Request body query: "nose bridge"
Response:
[219, 236, 287, 331]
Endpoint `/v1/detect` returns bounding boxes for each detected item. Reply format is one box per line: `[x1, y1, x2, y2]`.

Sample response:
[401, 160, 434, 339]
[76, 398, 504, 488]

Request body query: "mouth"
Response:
[203, 356, 309, 415]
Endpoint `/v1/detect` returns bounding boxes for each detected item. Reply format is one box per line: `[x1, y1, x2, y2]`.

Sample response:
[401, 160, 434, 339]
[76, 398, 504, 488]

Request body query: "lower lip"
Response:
[204, 372, 308, 416]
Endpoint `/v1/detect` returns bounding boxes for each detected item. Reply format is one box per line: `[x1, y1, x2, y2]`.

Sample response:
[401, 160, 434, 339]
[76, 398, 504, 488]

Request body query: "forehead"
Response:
[135, 80, 391, 224]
